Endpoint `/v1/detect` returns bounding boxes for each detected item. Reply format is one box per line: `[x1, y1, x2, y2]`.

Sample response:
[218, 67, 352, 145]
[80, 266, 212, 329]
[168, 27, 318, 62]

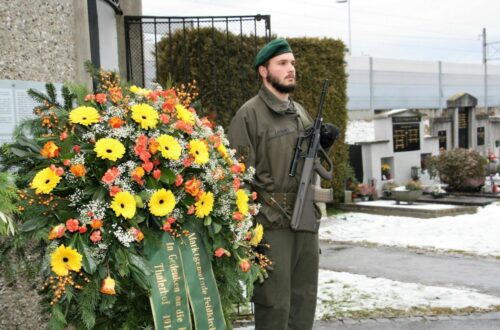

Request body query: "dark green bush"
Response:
[429, 149, 487, 191]
[156, 29, 348, 200]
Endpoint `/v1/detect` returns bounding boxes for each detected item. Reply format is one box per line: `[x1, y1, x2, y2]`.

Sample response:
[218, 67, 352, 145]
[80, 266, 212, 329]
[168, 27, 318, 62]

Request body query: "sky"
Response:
[142, 0, 500, 64]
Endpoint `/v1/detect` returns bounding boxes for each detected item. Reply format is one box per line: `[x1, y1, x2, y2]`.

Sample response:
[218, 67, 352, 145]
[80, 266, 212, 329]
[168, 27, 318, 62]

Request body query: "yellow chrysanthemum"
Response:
[111, 191, 137, 219]
[189, 139, 209, 165]
[250, 224, 264, 247]
[50, 245, 83, 276]
[156, 134, 182, 160]
[217, 143, 229, 158]
[94, 138, 126, 161]
[131, 103, 158, 129]
[195, 191, 214, 218]
[236, 189, 249, 215]
[31, 167, 61, 195]
[175, 104, 195, 125]
[149, 189, 176, 216]
[130, 85, 151, 96]
[69, 106, 100, 126]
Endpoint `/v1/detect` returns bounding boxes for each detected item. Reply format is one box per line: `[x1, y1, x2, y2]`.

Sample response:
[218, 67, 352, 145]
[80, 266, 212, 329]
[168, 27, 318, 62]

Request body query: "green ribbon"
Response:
[147, 221, 227, 330]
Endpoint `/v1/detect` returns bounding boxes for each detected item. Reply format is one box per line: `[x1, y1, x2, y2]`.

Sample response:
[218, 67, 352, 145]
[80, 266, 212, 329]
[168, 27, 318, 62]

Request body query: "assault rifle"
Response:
[288, 79, 333, 232]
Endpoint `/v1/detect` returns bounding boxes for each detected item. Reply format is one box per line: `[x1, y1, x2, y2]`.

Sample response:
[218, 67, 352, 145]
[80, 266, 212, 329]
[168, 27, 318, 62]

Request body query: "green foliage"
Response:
[0, 172, 19, 236]
[157, 31, 348, 200]
[404, 179, 422, 191]
[429, 148, 487, 191]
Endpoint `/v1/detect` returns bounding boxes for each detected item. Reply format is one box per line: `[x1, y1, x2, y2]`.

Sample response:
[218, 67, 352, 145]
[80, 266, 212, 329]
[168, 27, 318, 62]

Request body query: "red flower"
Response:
[233, 177, 241, 191]
[65, 218, 80, 232]
[79, 226, 88, 234]
[109, 117, 124, 128]
[142, 161, 154, 173]
[162, 222, 172, 232]
[48, 224, 66, 240]
[160, 113, 170, 124]
[214, 248, 226, 258]
[73, 145, 81, 153]
[153, 169, 161, 180]
[60, 131, 68, 141]
[233, 212, 243, 222]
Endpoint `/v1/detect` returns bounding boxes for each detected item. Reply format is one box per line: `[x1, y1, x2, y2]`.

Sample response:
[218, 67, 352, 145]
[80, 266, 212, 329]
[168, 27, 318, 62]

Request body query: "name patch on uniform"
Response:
[269, 127, 293, 139]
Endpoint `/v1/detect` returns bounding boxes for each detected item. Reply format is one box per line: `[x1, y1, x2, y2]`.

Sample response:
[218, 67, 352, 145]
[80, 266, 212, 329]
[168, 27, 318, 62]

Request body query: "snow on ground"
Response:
[316, 269, 500, 320]
[320, 202, 500, 257]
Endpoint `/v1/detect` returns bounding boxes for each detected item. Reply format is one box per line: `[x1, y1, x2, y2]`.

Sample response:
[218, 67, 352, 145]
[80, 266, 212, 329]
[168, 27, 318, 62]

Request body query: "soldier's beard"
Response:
[266, 73, 296, 93]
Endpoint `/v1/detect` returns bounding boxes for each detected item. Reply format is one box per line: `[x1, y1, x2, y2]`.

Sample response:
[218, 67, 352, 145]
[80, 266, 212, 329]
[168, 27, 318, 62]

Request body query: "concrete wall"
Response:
[0, 0, 78, 83]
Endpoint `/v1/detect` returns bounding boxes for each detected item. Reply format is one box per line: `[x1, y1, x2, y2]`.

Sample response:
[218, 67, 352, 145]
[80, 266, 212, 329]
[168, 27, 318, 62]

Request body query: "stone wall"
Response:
[0, 0, 78, 83]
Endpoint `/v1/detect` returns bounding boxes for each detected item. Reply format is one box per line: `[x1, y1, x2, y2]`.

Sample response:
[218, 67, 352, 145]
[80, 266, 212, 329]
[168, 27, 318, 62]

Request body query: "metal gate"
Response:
[124, 15, 271, 88]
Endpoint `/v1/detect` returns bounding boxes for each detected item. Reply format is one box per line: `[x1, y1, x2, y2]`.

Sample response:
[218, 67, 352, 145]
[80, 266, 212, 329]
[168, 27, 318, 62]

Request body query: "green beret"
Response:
[253, 38, 292, 69]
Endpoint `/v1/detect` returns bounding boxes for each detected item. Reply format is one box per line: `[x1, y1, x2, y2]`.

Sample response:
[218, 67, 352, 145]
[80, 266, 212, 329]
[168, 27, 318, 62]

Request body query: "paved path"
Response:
[319, 241, 500, 295]
[315, 240, 500, 329]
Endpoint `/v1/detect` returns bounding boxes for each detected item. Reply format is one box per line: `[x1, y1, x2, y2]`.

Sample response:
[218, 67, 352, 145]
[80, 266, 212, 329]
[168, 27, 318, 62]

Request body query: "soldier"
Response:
[228, 39, 321, 330]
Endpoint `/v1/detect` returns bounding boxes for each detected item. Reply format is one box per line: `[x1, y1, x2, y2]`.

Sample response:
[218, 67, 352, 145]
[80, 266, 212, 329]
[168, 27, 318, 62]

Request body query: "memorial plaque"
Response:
[392, 117, 420, 152]
[477, 127, 485, 146]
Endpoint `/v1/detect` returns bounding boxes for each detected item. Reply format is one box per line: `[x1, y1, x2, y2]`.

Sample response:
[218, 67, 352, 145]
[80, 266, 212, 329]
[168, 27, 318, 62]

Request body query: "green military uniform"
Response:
[228, 85, 320, 330]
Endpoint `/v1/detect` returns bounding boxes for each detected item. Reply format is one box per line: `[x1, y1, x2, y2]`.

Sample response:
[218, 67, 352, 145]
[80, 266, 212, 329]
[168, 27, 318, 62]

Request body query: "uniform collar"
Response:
[259, 85, 296, 115]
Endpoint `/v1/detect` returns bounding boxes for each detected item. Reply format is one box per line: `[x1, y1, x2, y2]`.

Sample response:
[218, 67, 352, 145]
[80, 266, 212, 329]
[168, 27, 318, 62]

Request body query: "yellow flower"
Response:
[236, 189, 249, 215]
[250, 224, 264, 246]
[156, 134, 182, 160]
[175, 104, 195, 125]
[50, 245, 83, 276]
[131, 103, 158, 129]
[94, 138, 126, 161]
[69, 106, 100, 126]
[195, 191, 214, 218]
[111, 191, 137, 219]
[217, 143, 229, 159]
[130, 85, 150, 96]
[149, 189, 176, 216]
[189, 139, 209, 165]
[31, 167, 61, 194]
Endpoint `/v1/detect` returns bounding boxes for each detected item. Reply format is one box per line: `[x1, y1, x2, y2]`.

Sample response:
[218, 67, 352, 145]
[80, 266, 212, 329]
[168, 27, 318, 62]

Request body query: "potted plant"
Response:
[392, 180, 423, 204]
[381, 163, 391, 180]
[381, 181, 398, 197]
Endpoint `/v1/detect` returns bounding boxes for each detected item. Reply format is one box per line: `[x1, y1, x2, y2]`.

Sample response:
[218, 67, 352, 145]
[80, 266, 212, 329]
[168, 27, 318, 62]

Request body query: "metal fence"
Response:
[124, 15, 271, 88]
[347, 56, 500, 111]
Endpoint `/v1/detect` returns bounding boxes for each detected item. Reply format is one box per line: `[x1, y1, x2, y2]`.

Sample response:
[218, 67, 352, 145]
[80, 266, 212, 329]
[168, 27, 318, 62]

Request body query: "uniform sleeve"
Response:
[228, 110, 256, 170]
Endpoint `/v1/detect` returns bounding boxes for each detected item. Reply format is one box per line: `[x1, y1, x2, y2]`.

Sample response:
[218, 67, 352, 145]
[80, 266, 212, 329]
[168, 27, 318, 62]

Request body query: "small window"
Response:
[477, 127, 485, 146]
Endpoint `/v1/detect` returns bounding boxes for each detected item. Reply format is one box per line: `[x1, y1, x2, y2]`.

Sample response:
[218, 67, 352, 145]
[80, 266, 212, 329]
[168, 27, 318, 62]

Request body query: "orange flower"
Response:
[133, 166, 145, 178]
[95, 93, 107, 104]
[90, 230, 102, 243]
[109, 185, 121, 197]
[148, 138, 160, 155]
[233, 212, 243, 221]
[153, 169, 161, 180]
[65, 219, 79, 232]
[109, 87, 123, 103]
[239, 259, 251, 272]
[109, 117, 124, 128]
[70, 164, 86, 177]
[161, 99, 176, 112]
[129, 227, 144, 242]
[175, 174, 184, 187]
[48, 224, 66, 240]
[40, 141, 60, 159]
[233, 177, 241, 191]
[60, 131, 68, 141]
[184, 178, 201, 197]
[102, 167, 120, 184]
[174, 120, 194, 134]
[100, 276, 116, 295]
[90, 219, 103, 230]
[214, 248, 228, 258]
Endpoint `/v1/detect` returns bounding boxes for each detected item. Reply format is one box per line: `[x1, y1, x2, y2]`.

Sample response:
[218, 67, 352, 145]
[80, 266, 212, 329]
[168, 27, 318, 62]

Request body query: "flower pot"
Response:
[392, 189, 423, 205]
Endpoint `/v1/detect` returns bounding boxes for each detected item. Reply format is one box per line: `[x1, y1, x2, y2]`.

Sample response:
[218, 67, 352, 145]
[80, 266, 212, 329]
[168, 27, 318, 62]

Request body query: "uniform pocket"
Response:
[257, 205, 282, 228]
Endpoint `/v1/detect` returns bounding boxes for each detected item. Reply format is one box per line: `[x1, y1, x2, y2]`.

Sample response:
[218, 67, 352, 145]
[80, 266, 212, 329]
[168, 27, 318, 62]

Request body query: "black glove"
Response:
[320, 123, 339, 151]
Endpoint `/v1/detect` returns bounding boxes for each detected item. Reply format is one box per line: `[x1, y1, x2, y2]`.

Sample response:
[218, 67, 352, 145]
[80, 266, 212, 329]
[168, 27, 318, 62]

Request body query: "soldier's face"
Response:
[263, 53, 296, 93]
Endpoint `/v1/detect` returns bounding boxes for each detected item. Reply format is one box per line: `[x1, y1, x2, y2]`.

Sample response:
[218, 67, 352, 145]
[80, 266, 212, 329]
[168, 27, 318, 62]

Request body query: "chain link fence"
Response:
[125, 15, 271, 88]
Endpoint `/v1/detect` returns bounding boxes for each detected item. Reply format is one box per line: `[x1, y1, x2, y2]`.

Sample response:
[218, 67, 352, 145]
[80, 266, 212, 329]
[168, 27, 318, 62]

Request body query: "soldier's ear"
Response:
[258, 65, 267, 79]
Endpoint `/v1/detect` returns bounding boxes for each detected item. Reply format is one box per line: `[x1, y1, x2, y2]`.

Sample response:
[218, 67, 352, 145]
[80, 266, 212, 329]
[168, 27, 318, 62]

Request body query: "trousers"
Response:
[252, 228, 319, 330]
